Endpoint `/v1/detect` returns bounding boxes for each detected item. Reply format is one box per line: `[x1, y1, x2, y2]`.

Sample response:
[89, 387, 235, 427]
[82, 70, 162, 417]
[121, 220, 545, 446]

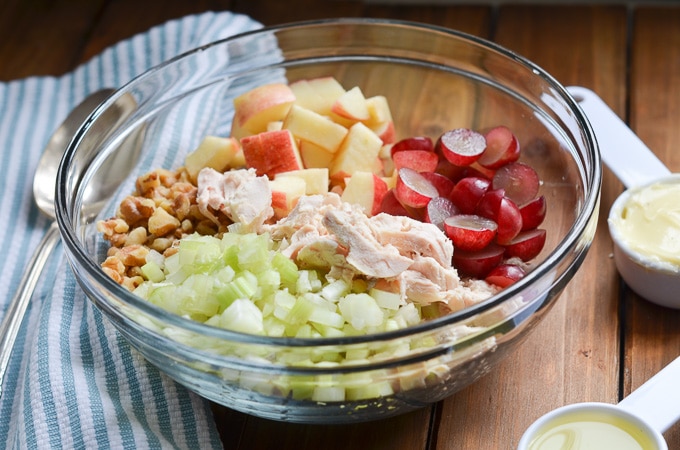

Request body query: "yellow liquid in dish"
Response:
[528, 411, 658, 450]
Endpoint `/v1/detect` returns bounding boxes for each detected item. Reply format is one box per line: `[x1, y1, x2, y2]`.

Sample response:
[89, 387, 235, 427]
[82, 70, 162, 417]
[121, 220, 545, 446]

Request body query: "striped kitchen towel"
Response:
[0, 11, 261, 449]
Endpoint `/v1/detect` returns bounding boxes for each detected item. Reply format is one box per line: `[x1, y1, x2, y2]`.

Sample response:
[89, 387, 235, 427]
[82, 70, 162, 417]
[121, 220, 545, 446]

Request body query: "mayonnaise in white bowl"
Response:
[567, 86, 680, 309]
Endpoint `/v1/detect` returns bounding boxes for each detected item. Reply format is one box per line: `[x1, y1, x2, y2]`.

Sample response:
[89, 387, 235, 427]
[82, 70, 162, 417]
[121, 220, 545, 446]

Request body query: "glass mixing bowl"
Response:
[55, 18, 601, 424]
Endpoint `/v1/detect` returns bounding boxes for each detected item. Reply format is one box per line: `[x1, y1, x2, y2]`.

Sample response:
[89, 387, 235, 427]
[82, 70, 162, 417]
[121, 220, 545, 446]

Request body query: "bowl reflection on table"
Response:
[55, 19, 601, 424]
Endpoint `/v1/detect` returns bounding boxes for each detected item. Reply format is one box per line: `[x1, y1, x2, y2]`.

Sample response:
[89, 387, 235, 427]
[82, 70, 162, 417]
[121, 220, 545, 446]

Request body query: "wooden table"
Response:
[2, 1, 679, 448]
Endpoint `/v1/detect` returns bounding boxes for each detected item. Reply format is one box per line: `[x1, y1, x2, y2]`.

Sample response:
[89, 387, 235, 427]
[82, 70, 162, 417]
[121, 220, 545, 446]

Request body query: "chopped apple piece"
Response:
[283, 105, 349, 153]
[269, 176, 307, 219]
[365, 95, 395, 144]
[299, 141, 335, 169]
[365, 95, 393, 125]
[275, 168, 329, 195]
[184, 136, 241, 182]
[289, 77, 346, 115]
[330, 122, 384, 179]
[266, 121, 283, 132]
[331, 86, 370, 121]
[241, 129, 303, 178]
[341, 171, 388, 216]
[231, 83, 296, 139]
[369, 120, 396, 145]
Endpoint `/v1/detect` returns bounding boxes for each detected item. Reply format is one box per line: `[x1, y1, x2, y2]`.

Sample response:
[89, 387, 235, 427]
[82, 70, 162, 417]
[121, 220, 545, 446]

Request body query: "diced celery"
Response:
[308, 306, 344, 329]
[285, 295, 316, 326]
[141, 260, 165, 283]
[310, 323, 345, 338]
[219, 298, 264, 334]
[319, 279, 350, 302]
[163, 252, 180, 274]
[369, 287, 403, 311]
[271, 252, 298, 291]
[338, 293, 384, 331]
[215, 271, 258, 308]
[237, 233, 271, 273]
[344, 347, 370, 361]
[345, 380, 394, 401]
[262, 316, 286, 337]
[147, 284, 179, 312]
[255, 269, 280, 297]
[312, 386, 345, 402]
[393, 303, 421, 327]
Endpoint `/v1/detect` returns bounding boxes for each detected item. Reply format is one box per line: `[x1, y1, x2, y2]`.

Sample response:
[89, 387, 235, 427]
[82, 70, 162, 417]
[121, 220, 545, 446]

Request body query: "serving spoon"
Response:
[0, 89, 115, 398]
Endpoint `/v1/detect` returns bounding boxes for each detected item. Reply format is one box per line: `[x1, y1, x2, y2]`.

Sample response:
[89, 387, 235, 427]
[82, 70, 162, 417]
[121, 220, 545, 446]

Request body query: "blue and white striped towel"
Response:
[0, 11, 261, 449]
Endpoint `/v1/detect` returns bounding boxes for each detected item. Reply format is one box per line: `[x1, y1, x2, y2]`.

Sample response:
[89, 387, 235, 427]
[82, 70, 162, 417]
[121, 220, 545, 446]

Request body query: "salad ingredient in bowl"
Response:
[56, 19, 600, 423]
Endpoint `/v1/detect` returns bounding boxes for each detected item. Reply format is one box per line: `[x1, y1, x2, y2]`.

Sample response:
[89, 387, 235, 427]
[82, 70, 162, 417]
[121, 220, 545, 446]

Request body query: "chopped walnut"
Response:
[118, 196, 155, 225]
[148, 207, 181, 236]
[97, 167, 216, 290]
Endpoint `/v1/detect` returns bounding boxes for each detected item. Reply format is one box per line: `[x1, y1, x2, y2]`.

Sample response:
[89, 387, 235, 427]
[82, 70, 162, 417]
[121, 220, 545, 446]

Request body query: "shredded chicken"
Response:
[196, 167, 273, 232]
[263, 192, 500, 312]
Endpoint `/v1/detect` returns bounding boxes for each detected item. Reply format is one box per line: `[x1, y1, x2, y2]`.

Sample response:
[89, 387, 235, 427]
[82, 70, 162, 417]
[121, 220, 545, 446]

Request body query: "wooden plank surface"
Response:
[627, 6, 680, 448]
[1, 2, 679, 449]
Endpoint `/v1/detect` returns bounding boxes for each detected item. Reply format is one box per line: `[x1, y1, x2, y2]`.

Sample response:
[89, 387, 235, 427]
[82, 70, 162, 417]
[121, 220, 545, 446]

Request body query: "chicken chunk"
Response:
[196, 167, 273, 232]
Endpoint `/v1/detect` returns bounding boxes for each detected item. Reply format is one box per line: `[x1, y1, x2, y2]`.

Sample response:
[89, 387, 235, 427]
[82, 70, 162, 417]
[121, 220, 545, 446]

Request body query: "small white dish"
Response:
[567, 86, 680, 309]
[518, 356, 680, 450]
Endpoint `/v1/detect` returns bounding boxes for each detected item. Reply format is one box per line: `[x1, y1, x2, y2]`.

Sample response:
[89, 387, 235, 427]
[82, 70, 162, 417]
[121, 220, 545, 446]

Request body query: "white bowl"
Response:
[608, 174, 680, 309]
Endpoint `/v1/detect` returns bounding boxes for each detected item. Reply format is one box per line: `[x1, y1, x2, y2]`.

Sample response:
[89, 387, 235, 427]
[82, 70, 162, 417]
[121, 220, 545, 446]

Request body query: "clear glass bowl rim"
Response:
[56, 17, 602, 348]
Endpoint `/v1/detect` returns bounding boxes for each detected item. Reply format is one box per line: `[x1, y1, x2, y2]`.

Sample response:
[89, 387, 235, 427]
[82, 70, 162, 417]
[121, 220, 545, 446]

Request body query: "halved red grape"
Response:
[478, 125, 520, 169]
[420, 171, 456, 198]
[449, 176, 491, 214]
[492, 162, 540, 206]
[437, 128, 487, 166]
[485, 263, 526, 287]
[425, 197, 459, 230]
[453, 244, 505, 278]
[391, 136, 434, 156]
[380, 189, 410, 217]
[504, 229, 547, 261]
[392, 149, 439, 173]
[519, 195, 546, 230]
[395, 167, 439, 208]
[476, 189, 523, 244]
[444, 214, 498, 251]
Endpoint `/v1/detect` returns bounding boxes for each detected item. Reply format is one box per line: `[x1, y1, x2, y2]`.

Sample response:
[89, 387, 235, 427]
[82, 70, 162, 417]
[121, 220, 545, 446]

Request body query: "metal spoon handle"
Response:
[0, 220, 60, 398]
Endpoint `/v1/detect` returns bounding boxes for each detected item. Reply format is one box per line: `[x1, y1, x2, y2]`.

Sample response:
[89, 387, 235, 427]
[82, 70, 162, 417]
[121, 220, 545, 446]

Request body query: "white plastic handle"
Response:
[618, 356, 680, 434]
[566, 86, 671, 187]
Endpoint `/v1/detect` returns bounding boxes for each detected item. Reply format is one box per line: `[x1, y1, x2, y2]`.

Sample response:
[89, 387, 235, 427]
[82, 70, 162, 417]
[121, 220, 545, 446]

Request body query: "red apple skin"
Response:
[241, 129, 303, 178]
[233, 83, 295, 131]
[370, 174, 389, 216]
[373, 121, 396, 145]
